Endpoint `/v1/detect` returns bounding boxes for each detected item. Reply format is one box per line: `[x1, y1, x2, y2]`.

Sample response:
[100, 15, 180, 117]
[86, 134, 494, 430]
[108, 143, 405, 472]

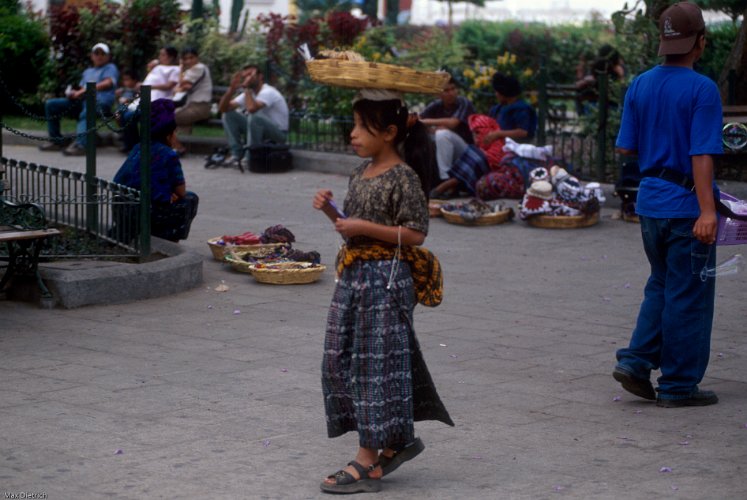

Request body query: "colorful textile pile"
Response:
[519, 166, 605, 220]
[468, 114, 506, 168]
[260, 224, 296, 244]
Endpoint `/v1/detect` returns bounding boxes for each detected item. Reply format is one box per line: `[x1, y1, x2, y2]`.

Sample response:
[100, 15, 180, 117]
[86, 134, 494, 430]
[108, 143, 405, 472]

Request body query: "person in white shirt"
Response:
[120, 46, 181, 153]
[218, 64, 289, 165]
[142, 46, 180, 100]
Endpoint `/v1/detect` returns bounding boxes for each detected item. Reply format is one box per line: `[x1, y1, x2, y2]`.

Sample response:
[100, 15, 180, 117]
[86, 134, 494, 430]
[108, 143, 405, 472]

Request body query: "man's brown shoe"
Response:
[657, 390, 718, 408]
[613, 366, 656, 400]
[39, 141, 67, 152]
[62, 143, 86, 156]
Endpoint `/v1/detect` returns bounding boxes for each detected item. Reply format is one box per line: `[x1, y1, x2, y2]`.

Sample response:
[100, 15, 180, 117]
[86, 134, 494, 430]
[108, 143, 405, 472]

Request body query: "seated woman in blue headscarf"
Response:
[113, 98, 199, 242]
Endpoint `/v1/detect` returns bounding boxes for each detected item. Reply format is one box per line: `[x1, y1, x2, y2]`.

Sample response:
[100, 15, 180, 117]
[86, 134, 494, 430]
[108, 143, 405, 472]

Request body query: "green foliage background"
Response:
[0, 0, 49, 110]
[0, 0, 741, 119]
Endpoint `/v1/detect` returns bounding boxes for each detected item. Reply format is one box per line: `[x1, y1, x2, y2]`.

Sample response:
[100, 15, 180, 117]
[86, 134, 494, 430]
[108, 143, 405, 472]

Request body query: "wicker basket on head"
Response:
[248, 262, 326, 285]
[207, 237, 286, 261]
[526, 212, 600, 229]
[305, 56, 449, 94]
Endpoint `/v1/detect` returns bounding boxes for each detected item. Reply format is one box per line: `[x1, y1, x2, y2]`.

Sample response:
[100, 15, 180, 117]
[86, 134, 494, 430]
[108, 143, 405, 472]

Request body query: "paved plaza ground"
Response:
[1, 143, 746, 499]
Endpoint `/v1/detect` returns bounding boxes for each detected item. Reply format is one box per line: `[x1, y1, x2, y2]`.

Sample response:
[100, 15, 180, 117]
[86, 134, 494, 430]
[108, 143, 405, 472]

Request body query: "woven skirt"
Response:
[322, 259, 454, 448]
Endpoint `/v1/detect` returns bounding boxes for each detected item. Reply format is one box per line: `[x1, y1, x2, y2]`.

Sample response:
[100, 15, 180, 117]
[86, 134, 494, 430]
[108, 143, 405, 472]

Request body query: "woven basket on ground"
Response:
[247, 262, 326, 285]
[526, 211, 600, 229]
[305, 59, 449, 94]
[207, 238, 285, 261]
[429, 200, 446, 218]
[441, 207, 513, 226]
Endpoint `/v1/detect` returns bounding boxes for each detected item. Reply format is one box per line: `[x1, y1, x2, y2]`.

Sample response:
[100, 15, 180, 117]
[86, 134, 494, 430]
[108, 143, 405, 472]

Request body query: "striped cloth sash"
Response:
[336, 244, 443, 307]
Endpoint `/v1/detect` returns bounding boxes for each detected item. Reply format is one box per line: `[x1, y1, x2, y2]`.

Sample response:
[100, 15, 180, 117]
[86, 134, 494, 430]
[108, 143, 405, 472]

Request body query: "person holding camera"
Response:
[218, 64, 289, 167]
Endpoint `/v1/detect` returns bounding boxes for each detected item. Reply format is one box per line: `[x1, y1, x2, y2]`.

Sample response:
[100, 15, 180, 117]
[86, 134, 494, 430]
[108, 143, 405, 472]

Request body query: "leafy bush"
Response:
[457, 19, 613, 85]
[43, 1, 182, 97]
[697, 21, 740, 82]
[118, 0, 183, 77]
[0, 1, 48, 110]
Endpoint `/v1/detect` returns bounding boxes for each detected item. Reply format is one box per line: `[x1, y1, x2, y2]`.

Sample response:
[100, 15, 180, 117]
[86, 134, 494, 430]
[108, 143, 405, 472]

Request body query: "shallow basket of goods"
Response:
[428, 200, 447, 218]
[223, 248, 294, 273]
[526, 211, 600, 229]
[440, 200, 514, 226]
[247, 262, 326, 285]
[207, 238, 285, 261]
[305, 59, 449, 94]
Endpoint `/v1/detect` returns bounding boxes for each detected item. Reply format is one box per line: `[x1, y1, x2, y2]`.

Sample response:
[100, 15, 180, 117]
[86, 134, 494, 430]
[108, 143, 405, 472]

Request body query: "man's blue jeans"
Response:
[616, 216, 716, 399]
[222, 110, 287, 160]
[45, 97, 110, 146]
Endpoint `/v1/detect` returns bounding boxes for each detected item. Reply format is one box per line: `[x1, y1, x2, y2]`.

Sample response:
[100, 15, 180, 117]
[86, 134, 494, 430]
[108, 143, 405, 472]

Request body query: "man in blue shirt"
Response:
[40, 43, 119, 156]
[612, 2, 723, 407]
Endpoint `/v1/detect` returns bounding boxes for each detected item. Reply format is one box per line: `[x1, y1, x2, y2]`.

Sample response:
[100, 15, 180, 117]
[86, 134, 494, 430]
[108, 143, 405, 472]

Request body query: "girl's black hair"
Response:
[181, 46, 199, 57]
[352, 98, 437, 198]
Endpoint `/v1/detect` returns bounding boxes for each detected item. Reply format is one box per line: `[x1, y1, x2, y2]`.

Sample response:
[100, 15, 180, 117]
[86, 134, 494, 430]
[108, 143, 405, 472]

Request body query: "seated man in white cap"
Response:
[40, 43, 119, 156]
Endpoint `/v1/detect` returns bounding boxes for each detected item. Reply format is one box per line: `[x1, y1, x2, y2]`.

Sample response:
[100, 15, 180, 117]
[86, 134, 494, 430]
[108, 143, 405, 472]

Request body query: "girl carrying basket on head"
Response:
[313, 89, 454, 494]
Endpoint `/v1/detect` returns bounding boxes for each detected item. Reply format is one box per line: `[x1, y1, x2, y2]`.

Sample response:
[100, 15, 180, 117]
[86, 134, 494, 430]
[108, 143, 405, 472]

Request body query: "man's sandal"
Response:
[320, 460, 382, 494]
[379, 437, 425, 476]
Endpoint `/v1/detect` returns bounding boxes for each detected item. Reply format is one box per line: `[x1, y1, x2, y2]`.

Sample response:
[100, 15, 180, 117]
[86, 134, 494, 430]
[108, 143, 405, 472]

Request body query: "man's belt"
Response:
[641, 167, 747, 221]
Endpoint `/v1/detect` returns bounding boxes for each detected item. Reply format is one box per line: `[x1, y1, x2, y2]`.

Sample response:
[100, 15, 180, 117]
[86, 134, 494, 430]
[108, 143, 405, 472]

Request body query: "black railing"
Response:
[0, 157, 141, 258]
[288, 111, 354, 154]
[536, 65, 619, 182]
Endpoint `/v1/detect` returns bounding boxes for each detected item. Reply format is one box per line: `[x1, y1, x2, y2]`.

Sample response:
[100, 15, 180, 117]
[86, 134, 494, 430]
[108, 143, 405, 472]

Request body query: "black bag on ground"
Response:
[247, 143, 293, 173]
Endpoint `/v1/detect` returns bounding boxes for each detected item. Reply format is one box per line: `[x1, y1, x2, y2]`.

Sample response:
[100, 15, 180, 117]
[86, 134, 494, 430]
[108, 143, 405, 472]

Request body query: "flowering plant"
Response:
[459, 51, 537, 114]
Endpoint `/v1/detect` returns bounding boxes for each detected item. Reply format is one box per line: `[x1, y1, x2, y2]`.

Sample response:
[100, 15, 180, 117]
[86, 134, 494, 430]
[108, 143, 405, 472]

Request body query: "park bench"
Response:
[0, 197, 60, 300]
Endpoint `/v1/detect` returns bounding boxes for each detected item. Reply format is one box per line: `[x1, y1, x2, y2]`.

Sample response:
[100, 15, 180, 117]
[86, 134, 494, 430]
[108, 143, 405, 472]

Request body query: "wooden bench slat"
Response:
[0, 228, 61, 242]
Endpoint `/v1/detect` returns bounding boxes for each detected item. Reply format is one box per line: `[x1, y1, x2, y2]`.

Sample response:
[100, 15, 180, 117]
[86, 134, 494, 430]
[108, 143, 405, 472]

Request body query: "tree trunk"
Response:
[718, 6, 747, 104]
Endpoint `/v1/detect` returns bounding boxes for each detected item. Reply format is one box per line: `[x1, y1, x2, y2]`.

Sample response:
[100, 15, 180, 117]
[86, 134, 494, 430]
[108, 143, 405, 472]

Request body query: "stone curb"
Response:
[36, 237, 203, 309]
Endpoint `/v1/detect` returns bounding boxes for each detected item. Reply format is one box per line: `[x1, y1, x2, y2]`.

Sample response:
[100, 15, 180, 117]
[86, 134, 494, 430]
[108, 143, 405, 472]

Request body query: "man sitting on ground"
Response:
[218, 64, 289, 167]
[40, 43, 119, 156]
[418, 76, 476, 183]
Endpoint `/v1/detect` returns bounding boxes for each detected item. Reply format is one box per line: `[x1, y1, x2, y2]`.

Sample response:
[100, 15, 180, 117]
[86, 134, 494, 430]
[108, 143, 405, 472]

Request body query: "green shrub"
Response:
[697, 21, 740, 82]
[0, 2, 49, 111]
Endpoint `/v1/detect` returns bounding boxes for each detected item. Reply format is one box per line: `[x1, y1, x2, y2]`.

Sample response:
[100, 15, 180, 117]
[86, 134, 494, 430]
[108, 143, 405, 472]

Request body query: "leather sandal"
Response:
[379, 437, 425, 476]
[320, 460, 382, 494]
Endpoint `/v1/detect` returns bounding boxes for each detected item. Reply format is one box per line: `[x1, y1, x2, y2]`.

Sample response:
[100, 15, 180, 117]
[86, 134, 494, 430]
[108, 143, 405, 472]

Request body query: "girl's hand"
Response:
[334, 217, 363, 239]
[312, 189, 333, 210]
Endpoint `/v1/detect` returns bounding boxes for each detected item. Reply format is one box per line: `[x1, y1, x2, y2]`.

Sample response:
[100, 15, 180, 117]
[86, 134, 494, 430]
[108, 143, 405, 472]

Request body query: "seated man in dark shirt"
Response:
[113, 99, 199, 242]
[419, 76, 476, 182]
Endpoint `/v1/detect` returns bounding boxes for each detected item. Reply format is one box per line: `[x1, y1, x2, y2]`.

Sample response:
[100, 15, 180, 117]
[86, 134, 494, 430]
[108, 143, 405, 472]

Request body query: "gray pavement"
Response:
[1, 143, 746, 499]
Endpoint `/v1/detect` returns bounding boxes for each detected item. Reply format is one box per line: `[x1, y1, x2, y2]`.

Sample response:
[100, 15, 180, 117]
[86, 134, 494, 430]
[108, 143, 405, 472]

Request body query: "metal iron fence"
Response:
[0, 157, 141, 258]
[536, 66, 619, 182]
[288, 112, 354, 154]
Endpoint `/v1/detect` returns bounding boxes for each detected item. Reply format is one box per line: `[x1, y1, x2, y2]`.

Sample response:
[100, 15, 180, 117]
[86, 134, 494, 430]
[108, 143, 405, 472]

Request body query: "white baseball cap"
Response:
[92, 43, 110, 54]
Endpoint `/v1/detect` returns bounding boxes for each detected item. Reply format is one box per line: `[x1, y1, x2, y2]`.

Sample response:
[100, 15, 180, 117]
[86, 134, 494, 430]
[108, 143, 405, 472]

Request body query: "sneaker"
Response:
[62, 143, 86, 156]
[657, 389, 718, 408]
[612, 366, 656, 400]
[223, 157, 243, 169]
